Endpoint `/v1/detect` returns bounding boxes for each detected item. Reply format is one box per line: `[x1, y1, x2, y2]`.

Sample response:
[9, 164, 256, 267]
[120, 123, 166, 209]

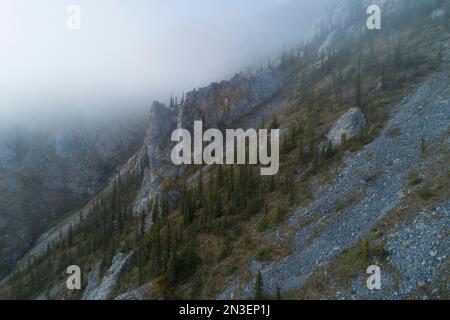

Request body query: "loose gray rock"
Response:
[233, 65, 450, 299]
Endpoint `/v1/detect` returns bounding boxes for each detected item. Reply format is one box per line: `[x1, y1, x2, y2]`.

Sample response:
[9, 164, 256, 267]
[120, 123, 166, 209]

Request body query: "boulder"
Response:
[430, 9, 444, 20]
[326, 107, 367, 147]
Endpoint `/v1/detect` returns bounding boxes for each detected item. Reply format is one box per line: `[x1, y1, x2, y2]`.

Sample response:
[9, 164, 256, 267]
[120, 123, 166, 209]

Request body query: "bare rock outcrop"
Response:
[133, 68, 287, 217]
[326, 107, 367, 147]
[82, 252, 133, 300]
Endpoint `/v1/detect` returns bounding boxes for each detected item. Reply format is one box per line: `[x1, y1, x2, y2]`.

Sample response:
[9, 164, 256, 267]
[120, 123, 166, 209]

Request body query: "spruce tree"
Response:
[254, 270, 264, 300]
[166, 253, 176, 285]
[276, 284, 281, 300]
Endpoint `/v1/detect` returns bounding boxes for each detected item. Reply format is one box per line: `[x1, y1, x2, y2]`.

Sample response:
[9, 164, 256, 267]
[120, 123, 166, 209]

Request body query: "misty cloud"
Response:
[0, 0, 332, 125]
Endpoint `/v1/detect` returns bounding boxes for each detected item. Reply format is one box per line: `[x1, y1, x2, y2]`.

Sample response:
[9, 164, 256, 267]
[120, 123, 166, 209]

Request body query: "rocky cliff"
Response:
[133, 68, 287, 219]
[1, 0, 448, 301]
[0, 116, 146, 277]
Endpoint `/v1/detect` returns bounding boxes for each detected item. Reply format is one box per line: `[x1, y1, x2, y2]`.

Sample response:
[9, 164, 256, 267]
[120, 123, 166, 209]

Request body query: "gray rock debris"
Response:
[384, 203, 449, 298]
[233, 66, 450, 299]
[341, 202, 449, 300]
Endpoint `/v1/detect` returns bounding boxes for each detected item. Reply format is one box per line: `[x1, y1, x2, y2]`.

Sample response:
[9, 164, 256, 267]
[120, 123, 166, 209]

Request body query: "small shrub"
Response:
[421, 136, 427, 155]
[218, 239, 232, 261]
[223, 262, 238, 276]
[270, 116, 279, 129]
[255, 247, 271, 262]
[372, 242, 389, 259]
[361, 238, 371, 263]
[276, 208, 288, 224]
[387, 127, 401, 138]
[408, 171, 423, 186]
[257, 218, 270, 233]
[418, 187, 433, 201]
[335, 202, 344, 213]
[254, 270, 264, 300]
[360, 168, 379, 183]
[359, 238, 389, 265]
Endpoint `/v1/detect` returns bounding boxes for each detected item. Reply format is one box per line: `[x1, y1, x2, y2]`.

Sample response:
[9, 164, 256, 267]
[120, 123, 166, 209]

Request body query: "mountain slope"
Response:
[1, 0, 449, 300]
[234, 63, 450, 299]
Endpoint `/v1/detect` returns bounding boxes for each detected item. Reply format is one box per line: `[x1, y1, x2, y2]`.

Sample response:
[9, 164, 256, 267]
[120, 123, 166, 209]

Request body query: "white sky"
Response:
[0, 0, 330, 124]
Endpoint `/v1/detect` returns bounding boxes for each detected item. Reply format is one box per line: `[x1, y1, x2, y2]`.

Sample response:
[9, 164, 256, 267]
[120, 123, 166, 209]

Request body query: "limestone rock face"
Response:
[133, 68, 287, 217]
[7, 65, 287, 292]
[326, 107, 367, 147]
[82, 252, 133, 300]
[132, 101, 180, 215]
[179, 69, 286, 129]
[146, 101, 179, 182]
[319, 0, 402, 53]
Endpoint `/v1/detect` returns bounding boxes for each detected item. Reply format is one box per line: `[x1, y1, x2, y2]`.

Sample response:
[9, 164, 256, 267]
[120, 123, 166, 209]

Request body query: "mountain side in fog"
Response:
[0, 113, 146, 278]
[0, 0, 449, 300]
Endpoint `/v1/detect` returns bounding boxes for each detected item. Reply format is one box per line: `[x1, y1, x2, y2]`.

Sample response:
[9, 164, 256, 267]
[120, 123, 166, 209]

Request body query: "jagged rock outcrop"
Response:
[180, 69, 286, 128]
[326, 107, 367, 147]
[11, 67, 287, 272]
[319, 0, 402, 54]
[133, 68, 287, 217]
[132, 102, 180, 215]
[82, 252, 133, 300]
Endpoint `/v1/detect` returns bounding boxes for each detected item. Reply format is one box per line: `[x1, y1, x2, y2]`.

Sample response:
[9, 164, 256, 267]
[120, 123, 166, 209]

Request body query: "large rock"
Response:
[430, 9, 445, 20]
[326, 107, 367, 147]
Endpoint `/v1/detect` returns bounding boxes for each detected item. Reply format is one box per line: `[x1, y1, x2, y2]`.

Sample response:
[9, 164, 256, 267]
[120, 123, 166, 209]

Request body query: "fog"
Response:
[0, 0, 333, 126]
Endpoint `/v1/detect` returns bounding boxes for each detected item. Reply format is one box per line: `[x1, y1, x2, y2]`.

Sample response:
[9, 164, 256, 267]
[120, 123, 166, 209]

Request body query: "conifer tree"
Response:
[166, 253, 176, 285]
[276, 284, 281, 300]
[254, 270, 264, 300]
[152, 197, 159, 224]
